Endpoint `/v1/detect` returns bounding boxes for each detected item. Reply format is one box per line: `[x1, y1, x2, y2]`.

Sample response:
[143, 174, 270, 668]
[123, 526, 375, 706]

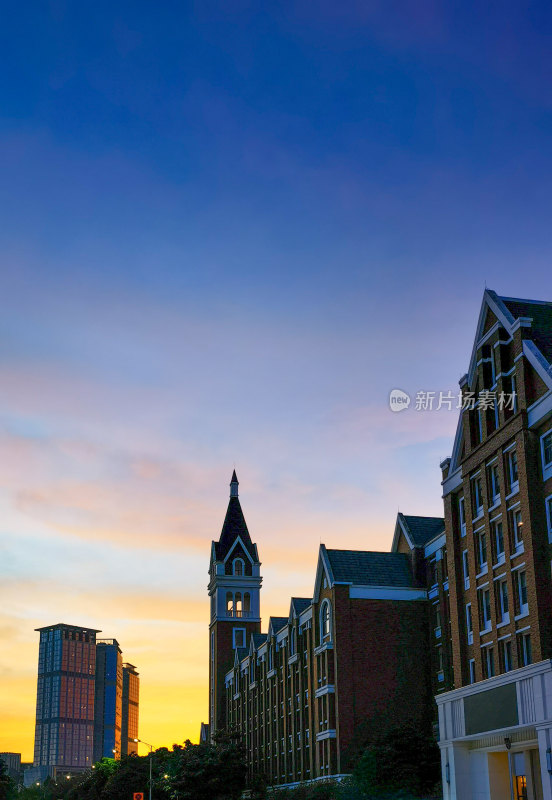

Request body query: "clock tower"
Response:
[208, 471, 262, 736]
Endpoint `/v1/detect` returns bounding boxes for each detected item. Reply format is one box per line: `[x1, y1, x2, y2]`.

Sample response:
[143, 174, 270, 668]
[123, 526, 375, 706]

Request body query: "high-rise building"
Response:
[0, 753, 22, 783]
[121, 663, 139, 756]
[27, 624, 138, 785]
[93, 640, 123, 761]
[31, 624, 99, 782]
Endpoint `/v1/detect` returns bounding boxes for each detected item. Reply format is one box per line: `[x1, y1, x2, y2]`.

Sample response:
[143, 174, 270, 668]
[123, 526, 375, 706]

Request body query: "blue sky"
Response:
[1, 0, 552, 756]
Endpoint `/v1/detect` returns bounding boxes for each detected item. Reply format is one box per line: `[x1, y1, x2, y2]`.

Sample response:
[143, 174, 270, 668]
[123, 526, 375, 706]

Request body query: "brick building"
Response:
[207, 474, 451, 786]
[207, 289, 552, 798]
[438, 290, 552, 800]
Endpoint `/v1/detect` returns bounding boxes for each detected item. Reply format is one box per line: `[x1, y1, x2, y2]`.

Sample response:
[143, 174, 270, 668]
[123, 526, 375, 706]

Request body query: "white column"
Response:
[536, 728, 552, 800]
[443, 742, 473, 800]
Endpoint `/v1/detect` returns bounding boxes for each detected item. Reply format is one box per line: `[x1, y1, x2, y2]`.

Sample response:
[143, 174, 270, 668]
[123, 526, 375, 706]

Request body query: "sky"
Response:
[1, 0, 552, 760]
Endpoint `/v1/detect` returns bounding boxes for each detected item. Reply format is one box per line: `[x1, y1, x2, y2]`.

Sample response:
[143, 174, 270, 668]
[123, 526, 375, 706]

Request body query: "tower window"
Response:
[233, 558, 244, 576]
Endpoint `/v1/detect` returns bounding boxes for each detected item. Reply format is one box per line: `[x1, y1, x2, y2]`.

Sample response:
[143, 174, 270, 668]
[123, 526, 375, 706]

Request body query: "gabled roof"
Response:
[214, 496, 257, 562]
[400, 515, 445, 548]
[290, 597, 311, 617]
[325, 548, 415, 588]
[234, 647, 248, 665]
[446, 289, 552, 480]
[251, 633, 267, 650]
[268, 616, 288, 636]
[500, 296, 552, 364]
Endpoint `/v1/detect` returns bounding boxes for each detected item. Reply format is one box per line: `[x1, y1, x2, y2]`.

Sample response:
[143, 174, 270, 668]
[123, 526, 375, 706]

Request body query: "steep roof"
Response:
[214, 495, 257, 561]
[499, 295, 552, 364]
[251, 633, 267, 649]
[290, 597, 311, 616]
[326, 549, 414, 588]
[401, 515, 445, 548]
[269, 616, 288, 634]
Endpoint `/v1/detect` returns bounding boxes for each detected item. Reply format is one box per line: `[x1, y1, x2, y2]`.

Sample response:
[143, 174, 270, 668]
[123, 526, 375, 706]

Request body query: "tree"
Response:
[165, 734, 247, 800]
[0, 760, 16, 800]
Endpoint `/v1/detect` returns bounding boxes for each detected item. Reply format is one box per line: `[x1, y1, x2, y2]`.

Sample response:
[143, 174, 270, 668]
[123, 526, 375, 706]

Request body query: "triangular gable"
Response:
[312, 544, 334, 603]
[224, 535, 256, 565]
[466, 290, 515, 388]
[390, 513, 414, 553]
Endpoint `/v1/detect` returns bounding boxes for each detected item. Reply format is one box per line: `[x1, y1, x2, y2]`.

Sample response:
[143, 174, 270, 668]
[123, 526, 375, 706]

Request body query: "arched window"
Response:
[320, 600, 332, 642]
[235, 592, 242, 617]
[243, 592, 250, 616]
[233, 558, 244, 576]
[226, 591, 233, 616]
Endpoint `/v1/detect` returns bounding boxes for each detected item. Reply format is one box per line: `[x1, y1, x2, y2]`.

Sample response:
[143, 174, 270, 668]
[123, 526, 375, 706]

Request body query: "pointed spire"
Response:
[230, 469, 239, 498]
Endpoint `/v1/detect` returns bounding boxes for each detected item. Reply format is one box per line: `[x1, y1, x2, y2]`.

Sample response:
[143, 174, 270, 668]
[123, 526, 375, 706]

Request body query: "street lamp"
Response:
[133, 738, 153, 800]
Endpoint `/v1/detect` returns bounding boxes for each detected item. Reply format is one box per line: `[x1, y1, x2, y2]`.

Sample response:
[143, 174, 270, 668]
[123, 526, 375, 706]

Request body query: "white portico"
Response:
[438, 660, 552, 800]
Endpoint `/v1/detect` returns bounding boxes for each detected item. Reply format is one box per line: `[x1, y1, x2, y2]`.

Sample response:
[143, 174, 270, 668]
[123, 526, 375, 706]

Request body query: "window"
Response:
[492, 519, 505, 563]
[476, 529, 487, 572]
[462, 550, 470, 590]
[268, 644, 273, 672]
[509, 508, 523, 552]
[226, 591, 234, 616]
[320, 601, 332, 643]
[487, 462, 500, 507]
[471, 475, 484, 518]
[498, 580, 509, 624]
[466, 604, 473, 645]
[434, 605, 442, 637]
[499, 639, 512, 673]
[437, 646, 444, 680]
[542, 430, 552, 478]
[479, 588, 491, 631]
[459, 496, 466, 537]
[469, 658, 476, 684]
[506, 449, 519, 494]
[547, 496, 552, 542]
[518, 632, 532, 667]
[233, 628, 245, 649]
[483, 646, 495, 679]
[515, 570, 528, 616]
[233, 558, 245, 576]
[290, 628, 296, 656]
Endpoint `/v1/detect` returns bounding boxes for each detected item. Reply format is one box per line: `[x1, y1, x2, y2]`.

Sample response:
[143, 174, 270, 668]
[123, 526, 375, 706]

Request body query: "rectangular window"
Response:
[434, 605, 442, 637]
[547, 496, 552, 543]
[472, 475, 484, 518]
[469, 658, 476, 684]
[462, 550, 470, 590]
[479, 588, 492, 631]
[542, 430, 552, 478]
[499, 639, 512, 673]
[483, 646, 495, 679]
[466, 603, 473, 645]
[459, 496, 466, 537]
[518, 632, 532, 667]
[492, 519, 505, 563]
[506, 449, 519, 495]
[515, 570, 528, 616]
[487, 462, 500, 507]
[233, 628, 246, 649]
[509, 508, 523, 552]
[498, 579, 509, 624]
[477, 529, 487, 572]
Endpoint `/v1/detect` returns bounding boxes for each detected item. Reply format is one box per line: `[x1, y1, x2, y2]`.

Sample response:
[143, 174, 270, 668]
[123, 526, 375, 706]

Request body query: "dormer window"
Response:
[233, 558, 244, 576]
[320, 600, 332, 643]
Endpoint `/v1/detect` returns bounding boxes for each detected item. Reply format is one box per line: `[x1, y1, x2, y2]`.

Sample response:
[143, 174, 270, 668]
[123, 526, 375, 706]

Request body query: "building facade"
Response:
[121, 663, 140, 756]
[438, 290, 552, 800]
[93, 640, 123, 761]
[28, 624, 138, 785]
[207, 476, 451, 786]
[32, 624, 98, 782]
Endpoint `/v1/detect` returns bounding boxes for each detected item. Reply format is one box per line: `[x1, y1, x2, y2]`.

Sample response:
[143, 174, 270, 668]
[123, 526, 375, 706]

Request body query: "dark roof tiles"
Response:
[401, 515, 445, 548]
[326, 549, 414, 588]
